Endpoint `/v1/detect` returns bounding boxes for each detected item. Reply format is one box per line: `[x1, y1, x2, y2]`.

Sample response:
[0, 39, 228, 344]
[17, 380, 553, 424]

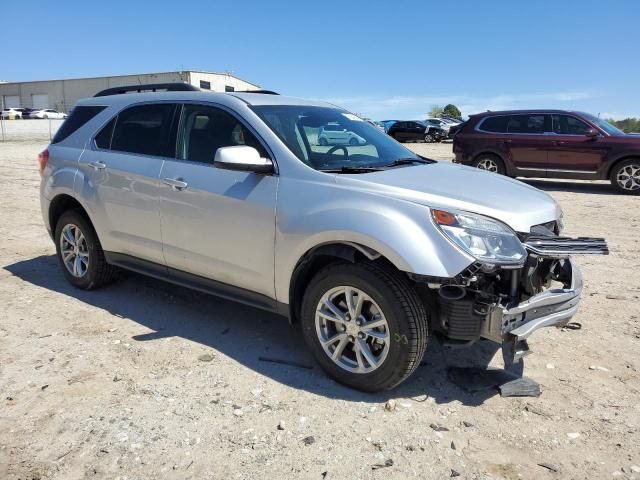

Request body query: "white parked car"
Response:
[29, 109, 67, 119]
[318, 123, 366, 146]
[1, 108, 24, 119]
[424, 117, 452, 132]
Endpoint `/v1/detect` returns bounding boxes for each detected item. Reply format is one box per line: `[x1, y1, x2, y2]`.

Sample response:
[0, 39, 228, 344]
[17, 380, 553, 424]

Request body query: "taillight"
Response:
[38, 149, 49, 177]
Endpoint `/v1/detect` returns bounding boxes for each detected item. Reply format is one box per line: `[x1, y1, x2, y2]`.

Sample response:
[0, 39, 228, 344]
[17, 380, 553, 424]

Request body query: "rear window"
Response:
[478, 116, 508, 132]
[51, 106, 106, 144]
[110, 104, 176, 156]
[479, 114, 549, 134]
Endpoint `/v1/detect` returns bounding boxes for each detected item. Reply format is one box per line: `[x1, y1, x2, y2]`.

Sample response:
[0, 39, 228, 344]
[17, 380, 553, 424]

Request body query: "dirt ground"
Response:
[1, 131, 639, 479]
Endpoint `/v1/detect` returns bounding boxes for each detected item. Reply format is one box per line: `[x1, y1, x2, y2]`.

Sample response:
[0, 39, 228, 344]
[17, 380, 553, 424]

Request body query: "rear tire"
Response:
[472, 154, 506, 175]
[54, 210, 118, 290]
[301, 262, 429, 392]
[610, 159, 640, 195]
[318, 137, 328, 146]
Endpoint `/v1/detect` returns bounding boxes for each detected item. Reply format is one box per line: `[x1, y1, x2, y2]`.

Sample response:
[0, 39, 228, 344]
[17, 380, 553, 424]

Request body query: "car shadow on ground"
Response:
[520, 178, 615, 195]
[6, 255, 521, 406]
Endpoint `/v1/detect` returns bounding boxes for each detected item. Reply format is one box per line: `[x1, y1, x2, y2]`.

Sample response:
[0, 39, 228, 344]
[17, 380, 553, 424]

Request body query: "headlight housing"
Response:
[432, 209, 527, 266]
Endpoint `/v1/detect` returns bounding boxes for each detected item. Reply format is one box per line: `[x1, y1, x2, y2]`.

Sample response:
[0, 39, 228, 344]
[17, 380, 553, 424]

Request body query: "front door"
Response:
[158, 103, 278, 298]
[547, 114, 609, 174]
[77, 103, 177, 264]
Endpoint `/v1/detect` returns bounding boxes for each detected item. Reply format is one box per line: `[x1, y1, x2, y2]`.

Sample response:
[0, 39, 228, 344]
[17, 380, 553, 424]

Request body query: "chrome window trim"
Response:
[475, 113, 550, 136]
[475, 112, 606, 137]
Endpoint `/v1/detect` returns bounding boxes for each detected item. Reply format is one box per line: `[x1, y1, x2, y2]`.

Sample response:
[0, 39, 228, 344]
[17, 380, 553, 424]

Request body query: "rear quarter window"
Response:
[51, 106, 107, 144]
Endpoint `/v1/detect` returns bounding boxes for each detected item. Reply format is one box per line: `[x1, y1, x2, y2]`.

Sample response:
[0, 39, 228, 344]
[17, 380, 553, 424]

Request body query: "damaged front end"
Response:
[417, 214, 608, 365]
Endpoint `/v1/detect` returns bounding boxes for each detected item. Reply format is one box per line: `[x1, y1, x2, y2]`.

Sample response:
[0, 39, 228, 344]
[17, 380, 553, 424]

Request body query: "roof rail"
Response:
[94, 82, 200, 97]
[235, 90, 279, 95]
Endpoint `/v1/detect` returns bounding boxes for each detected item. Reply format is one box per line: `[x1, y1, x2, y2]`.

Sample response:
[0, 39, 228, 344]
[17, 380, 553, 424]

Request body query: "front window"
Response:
[579, 112, 625, 136]
[251, 105, 425, 171]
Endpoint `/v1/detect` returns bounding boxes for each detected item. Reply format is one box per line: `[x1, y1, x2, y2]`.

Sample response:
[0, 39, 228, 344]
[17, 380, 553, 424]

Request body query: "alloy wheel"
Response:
[616, 164, 640, 191]
[476, 158, 499, 172]
[59, 224, 89, 277]
[315, 286, 390, 374]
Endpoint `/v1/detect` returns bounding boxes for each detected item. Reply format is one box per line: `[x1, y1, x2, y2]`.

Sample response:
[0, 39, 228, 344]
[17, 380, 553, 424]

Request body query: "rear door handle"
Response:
[499, 139, 512, 144]
[88, 161, 106, 170]
[162, 177, 188, 191]
[552, 141, 566, 146]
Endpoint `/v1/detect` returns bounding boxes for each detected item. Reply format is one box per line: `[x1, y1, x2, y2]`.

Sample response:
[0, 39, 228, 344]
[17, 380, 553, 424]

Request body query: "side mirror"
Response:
[585, 128, 599, 138]
[214, 146, 273, 174]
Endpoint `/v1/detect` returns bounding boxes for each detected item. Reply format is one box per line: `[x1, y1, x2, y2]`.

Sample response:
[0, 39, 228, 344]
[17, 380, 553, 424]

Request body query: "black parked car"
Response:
[387, 120, 446, 143]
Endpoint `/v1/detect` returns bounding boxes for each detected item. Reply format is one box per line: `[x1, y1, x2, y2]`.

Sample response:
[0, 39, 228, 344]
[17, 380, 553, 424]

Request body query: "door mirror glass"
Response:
[214, 146, 273, 174]
[585, 128, 599, 138]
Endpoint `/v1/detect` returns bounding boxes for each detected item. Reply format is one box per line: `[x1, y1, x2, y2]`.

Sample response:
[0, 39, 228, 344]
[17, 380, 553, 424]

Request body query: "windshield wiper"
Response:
[319, 166, 384, 174]
[382, 157, 434, 168]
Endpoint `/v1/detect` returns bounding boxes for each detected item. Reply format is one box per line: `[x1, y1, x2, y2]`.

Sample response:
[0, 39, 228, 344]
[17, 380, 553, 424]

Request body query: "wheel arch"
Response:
[606, 155, 640, 179]
[287, 242, 397, 324]
[48, 193, 94, 236]
[472, 151, 509, 174]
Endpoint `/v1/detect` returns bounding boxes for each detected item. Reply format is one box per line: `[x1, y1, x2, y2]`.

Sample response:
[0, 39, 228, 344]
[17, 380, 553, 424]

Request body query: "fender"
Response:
[273, 178, 474, 305]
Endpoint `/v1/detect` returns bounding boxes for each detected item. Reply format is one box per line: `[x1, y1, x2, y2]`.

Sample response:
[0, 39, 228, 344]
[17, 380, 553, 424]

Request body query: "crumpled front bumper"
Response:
[481, 260, 582, 352]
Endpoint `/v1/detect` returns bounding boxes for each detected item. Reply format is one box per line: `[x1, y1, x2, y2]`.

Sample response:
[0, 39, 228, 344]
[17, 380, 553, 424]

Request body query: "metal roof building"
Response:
[0, 70, 260, 112]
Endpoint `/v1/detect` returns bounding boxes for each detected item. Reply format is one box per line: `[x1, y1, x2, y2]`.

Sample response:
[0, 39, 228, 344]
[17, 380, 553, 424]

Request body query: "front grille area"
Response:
[524, 236, 609, 257]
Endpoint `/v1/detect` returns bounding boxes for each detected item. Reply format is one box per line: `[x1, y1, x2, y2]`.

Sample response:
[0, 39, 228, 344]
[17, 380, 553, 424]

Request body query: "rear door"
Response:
[77, 103, 177, 264]
[503, 114, 551, 174]
[157, 103, 278, 298]
[547, 114, 609, 173]
[407, 122, 424, 141]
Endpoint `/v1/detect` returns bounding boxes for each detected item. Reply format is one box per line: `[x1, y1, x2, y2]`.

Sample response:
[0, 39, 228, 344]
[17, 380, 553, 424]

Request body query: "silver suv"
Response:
[39, 86, 608, 392]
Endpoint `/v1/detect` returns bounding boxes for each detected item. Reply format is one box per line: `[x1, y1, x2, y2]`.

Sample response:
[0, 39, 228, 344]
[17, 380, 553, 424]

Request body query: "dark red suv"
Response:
[452, 110, 640, 194]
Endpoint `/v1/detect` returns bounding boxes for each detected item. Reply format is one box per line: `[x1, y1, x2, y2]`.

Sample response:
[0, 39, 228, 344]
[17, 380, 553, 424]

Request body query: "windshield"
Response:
[580, 112, 625, 136]
[251, 105, 424, 171]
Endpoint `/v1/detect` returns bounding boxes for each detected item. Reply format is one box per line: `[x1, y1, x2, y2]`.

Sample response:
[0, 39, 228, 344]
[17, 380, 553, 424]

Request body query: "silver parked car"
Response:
[39, 85, 608, 392]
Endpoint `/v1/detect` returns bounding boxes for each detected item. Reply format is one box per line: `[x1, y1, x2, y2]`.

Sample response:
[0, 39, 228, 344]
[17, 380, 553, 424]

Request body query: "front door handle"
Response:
[162, 177, 189, 191]
[88, 161, 106, 170]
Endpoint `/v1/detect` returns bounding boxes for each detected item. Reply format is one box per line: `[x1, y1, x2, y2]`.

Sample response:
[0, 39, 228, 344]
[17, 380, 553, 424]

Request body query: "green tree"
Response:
[429, 105, 444, 118]
[606, 117, 640, 133]
[442, 104, 462, 119]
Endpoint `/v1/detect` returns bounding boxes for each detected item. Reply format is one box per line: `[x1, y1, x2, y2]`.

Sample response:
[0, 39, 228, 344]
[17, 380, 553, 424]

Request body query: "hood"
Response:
[335, 162, 559, 233]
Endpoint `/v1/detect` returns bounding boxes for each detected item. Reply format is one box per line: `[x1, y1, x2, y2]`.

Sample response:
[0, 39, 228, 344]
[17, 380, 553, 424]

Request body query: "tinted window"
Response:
[552, 115, 591, 135]
[506, 114, 547, 134]
[478, 116, 508, 132]
[51, 105, 107, 144]
[95, 118, 116, 149]
[111, 104, 176, 156]
[177, 104, 268, 163]
[199, 80, 211, 90]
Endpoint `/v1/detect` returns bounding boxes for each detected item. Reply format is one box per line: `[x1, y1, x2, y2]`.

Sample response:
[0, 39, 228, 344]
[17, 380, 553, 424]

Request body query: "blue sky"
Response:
[4, 1, 639, 119]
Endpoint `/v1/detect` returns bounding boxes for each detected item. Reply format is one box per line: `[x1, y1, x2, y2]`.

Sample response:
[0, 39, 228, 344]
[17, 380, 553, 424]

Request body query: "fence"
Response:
[0, 95, 64, 142]
[0, 117, 63, 142]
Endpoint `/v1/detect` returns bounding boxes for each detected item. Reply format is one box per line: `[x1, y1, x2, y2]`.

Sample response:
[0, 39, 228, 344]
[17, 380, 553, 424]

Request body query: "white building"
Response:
[0, 70, 260, 112]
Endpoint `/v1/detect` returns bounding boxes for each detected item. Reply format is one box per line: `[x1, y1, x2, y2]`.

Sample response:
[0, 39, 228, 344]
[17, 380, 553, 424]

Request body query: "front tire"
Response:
[472, 154, 506, 175]
[610, 159, 640, 195]
[424, 133, 434, 143]
[301, 262, 429, 392]
[54, 210, 117, 289]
